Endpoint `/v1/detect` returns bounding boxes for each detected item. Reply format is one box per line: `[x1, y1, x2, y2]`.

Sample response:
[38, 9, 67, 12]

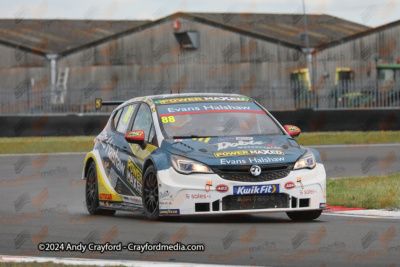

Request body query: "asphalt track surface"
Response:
[0, 144, 400, 266]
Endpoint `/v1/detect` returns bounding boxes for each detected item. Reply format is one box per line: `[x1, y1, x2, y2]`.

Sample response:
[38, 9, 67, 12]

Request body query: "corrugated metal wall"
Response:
[57, 16, 306, 110]
[2, 17, 400, 114]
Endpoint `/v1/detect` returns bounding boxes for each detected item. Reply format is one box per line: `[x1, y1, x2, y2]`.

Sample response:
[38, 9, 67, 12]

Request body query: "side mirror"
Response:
[125, 130, 145, 144]
[283, 125, 301, 138]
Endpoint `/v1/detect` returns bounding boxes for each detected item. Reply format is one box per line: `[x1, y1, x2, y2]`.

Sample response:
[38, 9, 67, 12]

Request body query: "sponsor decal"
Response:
[174, 139, 183, 142]
[100, 137, 125, 174]
[320, 203, 327, 209]
[122, 196, 142, 204]
[284, 182, 295, 190]
[216, 184, 229, 193]
[155, 97, 249, 105]
[99, 193, 112, 200]
[190, 194, 211, 199]
[218, 137, 253, 142]
[289, 126, 300, 132]
[220, 159, 247, 165]
[233, 185, 279, 195]
[205, 180, 213, 192]
[236, 137, 253, 140]
[220, 157, 285, 165]
[159, 209, 180, 215]
[248, 157, 285, 164]
[159, 190, 170, 199]
[219, 137, 236, 142]
[215, 140, 264, 151]
[127, 130, 143, 137]
[300, 189, 317, 195]
[214, 149, 285, 158]
[127, 157, 142, 196]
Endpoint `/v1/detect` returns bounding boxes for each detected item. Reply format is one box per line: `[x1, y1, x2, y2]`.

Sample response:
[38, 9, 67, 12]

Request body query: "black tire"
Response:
[286, 210, 322, 221]
[142, 165, 159, 220]
[85, 161, 116, 216]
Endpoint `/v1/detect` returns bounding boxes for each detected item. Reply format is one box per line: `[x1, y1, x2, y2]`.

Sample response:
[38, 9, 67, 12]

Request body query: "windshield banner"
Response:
[157, 102, 263, 116]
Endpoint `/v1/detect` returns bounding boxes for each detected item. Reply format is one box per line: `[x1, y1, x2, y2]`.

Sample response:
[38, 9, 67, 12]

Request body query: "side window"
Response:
[131, 104, 153, 142]
[113, 109, 123, 130]
[116, 104, 137, 134]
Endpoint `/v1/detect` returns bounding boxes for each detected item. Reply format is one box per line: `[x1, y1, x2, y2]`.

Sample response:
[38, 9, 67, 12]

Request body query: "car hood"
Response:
[160, 135, 306, 166]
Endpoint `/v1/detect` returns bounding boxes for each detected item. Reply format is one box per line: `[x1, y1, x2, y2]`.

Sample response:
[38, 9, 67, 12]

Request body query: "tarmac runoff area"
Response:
[0, 144, 400, 266]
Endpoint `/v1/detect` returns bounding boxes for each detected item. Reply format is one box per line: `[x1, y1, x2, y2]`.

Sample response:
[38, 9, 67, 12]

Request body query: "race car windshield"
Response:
[156, 101, 284, 139]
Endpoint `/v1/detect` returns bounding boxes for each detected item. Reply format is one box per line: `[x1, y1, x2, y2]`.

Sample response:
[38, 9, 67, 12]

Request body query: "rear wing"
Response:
[95, 98, 124, 110]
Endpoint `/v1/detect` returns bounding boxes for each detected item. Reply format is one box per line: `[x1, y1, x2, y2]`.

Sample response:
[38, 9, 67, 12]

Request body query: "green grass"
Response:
[0, 131, 399, 154]
[297, 131, 400, 146]
[327, 173, 400, 209]
[0, 136, 95, 154]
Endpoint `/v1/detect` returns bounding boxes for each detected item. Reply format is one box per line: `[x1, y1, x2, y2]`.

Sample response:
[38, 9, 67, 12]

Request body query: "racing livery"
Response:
[83, 93, 326, 221]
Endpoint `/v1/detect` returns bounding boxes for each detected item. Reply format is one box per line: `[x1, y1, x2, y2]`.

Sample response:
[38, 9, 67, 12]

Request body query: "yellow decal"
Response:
[123, 105, 134, 123]
[128, 131, 143, 137]
[214, 149, 285, 158]
[83, 153, 122, 202]
[161, 116, 175, 123]
[95, 98, 102, 109]
[129, 143, 158, 164]
[192, 137, 211, 143]
[155, 97, 250, 105]
[127, 157, 142, 196]
[271, 185, 277, 194]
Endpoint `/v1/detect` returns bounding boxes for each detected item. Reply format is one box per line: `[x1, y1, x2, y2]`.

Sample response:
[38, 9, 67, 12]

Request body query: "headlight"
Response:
[170, 155, 214, 174]
[293, 150, 316, 170]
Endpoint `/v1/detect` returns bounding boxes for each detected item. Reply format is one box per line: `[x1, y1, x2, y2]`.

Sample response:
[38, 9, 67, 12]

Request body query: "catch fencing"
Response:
[1, 80, 399, 115]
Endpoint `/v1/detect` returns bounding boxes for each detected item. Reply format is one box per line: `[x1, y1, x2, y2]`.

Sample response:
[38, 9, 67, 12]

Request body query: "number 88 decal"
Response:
[161, 116, 175, 123]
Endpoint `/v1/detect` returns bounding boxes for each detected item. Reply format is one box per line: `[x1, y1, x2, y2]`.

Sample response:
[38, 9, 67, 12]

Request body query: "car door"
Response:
[123, 103, 158, 198]
[107, 103, 138, 197]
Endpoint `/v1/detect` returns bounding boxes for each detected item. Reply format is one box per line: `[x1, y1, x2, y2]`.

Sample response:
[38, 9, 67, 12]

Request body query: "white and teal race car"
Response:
[83, 93, 326, 221]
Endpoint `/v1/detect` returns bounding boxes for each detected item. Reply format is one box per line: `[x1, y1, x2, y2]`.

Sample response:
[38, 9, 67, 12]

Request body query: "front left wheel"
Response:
[85, 161, 116, 216]
[142, 165, 159, 220]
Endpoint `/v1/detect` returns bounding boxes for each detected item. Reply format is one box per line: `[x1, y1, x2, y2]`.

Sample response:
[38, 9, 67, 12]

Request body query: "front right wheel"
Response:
[286, 210, 322, 221]
[142, 165, 159, 220]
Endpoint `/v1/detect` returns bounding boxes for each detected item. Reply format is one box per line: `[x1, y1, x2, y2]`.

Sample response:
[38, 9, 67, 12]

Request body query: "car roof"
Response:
[148, 93, 250, 101]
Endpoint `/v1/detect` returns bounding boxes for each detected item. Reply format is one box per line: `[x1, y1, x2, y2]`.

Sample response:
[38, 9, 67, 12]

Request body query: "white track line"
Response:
[323, 210, 400, 219]
[0, 255, 254, 267]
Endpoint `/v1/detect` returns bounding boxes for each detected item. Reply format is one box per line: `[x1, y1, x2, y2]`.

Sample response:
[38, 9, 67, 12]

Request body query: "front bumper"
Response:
[157, 163, 326, 216]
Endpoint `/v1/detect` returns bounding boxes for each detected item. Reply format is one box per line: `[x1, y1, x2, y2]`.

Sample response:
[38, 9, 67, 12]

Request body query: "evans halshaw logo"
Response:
[214, 150, 285, 158]
[233, 185, 279, 195]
